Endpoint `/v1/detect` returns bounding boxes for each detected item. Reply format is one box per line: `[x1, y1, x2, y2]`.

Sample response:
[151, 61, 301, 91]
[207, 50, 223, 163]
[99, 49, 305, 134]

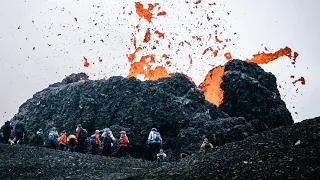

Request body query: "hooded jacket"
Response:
[58, 133, 67, 145]
[119, 135, 129, 147]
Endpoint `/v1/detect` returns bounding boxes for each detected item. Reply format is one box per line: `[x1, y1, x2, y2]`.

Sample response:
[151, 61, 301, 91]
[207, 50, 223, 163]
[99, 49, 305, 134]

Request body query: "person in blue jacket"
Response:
[147, 128, 163, 161]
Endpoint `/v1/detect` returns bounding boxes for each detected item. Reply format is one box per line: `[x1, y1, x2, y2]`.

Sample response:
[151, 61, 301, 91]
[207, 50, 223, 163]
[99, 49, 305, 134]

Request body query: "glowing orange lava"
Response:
[127, 56, 170, 80]
[144, 28, 151, 42]
[246, 47, 294, 64]
[192, 36, 202, 41]
[215, 36, 223, 43]
[188, 54, 193, 64]
[157, 11, 167, 16]
[83, 56, 90, 67]
[292, 77, 306, 85]
[224, 52, 232, 60]
[124, 2, 302, 107]
[162, 54, 169, 59]
[199, 66, 225, 106]
[133, 37, 137, 48]
[126, 47, 143, 62]
[155, 30, 165, 38]
[135, 2, 153, 22]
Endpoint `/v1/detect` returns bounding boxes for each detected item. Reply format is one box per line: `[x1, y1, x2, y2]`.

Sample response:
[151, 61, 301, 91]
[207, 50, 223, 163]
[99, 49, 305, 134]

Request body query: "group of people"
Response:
[0, 121, 168, 162]
[0, 120, 26, 145]
[1, 120, 214, 162]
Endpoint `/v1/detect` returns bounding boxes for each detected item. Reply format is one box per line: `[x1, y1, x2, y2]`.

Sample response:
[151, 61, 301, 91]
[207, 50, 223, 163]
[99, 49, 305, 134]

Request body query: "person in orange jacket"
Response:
[118, 131, 129, 157]
[58, 131, 67, 151]
[91, 130, 101, 155]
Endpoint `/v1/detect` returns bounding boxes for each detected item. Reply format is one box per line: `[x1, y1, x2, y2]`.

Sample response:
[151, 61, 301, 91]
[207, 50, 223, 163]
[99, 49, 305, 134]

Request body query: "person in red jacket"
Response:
[118, 131, 129, 157]
[58, 131, 67, 151]
[91, 130, 102, 155]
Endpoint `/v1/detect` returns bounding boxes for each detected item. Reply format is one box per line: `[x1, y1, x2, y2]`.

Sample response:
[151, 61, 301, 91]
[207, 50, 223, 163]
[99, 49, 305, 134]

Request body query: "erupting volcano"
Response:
[121, 1, 301, 106]
[83, 1, 302, 106]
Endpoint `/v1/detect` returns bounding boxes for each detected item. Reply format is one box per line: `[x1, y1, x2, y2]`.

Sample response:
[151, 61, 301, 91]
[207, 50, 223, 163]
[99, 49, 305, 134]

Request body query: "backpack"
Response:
[152, 132, 161, 142]
[48, 132, 56, 141]
[204, 142, 211, 150]
[80, 129, 88, 139]
[89, 135, 96, 145]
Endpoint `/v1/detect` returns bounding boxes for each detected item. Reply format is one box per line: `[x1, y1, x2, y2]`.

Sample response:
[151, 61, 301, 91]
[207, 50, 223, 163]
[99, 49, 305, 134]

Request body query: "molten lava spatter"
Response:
[292, 77, 306, 85]
[135, 2, 154, 22]
[224, 52, 232, 60]
[199, 66, 225, 106]
[157, 11, 167, 16]
[155, 30, 164, 38]
[124, 2, 301, 107]
[144, 28, 151, 42]
[127, 56, 170, 80]
[246, 47, 295, 64]
[126, 47, 142, 62]
[83, 56, 90, 67]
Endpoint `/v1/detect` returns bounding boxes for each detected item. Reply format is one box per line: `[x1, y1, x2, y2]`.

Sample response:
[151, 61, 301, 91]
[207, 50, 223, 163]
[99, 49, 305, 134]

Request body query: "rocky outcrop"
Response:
[11, 73, 231, 160]
[9, 59, 294, 160]
[220, 59, 293, 131]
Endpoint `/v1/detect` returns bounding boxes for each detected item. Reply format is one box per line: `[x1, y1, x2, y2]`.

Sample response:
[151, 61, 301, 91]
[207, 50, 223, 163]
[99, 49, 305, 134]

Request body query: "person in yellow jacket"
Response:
[200, 138, 214, 152]
[67, 134, 77, 152]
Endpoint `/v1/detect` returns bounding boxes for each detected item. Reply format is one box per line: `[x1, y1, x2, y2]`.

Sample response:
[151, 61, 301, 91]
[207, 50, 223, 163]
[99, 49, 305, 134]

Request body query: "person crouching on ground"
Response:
[157, 149, 167, 162]
[67, 134, 77, 152]
[58, 130, 67, 150]
[30, 129, 44, 147]
[200, 138, 214, 152]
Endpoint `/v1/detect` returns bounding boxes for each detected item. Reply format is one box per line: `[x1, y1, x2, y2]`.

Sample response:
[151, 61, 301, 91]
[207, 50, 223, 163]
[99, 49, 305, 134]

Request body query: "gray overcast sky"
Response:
[0, 0, 319, 125]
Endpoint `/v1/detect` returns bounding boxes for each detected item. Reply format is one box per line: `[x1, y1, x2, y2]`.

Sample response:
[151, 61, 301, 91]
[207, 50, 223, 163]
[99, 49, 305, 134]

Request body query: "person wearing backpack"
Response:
[58, 131, 67, 150]
[67, 134, 77, 152]
[102, 130, 116, 156]
[147, 128, 163, 161]
[48, 127, 59, 149]
[76, 124, 88, 153]
[1, 121, 13, 144]
[30, 129, 44, 147]
[200, 138, 214, 152]
[90, 130, 101, 155]
[14, 120, 26, 144]
[118, 131, 129, 157]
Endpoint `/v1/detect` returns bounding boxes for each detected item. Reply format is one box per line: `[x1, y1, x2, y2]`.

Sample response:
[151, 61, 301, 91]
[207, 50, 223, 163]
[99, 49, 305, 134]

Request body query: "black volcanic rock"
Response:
[1, 116, 319, 180]
[128, 116, 320, 180]
[11, 73, 233, 159]
[220, 59, 293, 131]
[10, 58, 293, 160]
